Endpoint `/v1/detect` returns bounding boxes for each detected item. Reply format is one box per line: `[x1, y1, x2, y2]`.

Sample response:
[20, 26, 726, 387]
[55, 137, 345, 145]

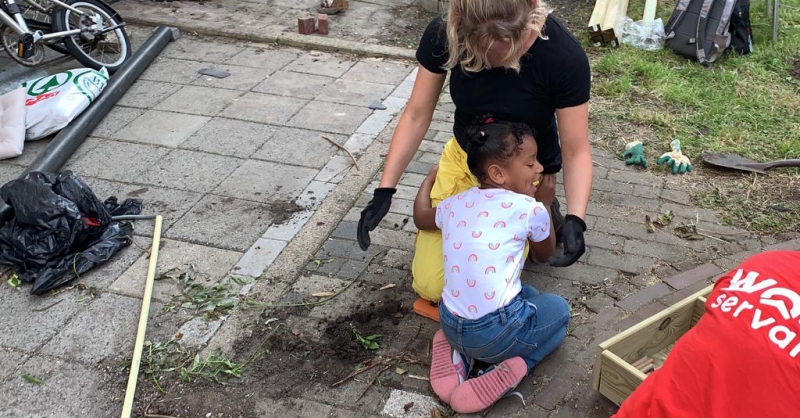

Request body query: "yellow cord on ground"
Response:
[121, 215, 163, 418]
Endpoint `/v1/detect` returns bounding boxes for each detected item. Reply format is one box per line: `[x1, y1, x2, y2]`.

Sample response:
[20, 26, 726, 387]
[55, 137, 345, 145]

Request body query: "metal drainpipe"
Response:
[0, 25, 181, 227]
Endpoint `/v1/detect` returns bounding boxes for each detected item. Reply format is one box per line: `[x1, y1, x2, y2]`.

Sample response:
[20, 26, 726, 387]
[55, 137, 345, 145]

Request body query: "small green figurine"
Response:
[622, 140, 648, 168]
[657, 139, 693, 174]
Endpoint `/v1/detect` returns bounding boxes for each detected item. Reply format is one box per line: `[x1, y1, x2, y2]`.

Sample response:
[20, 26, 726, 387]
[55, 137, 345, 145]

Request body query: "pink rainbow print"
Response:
[466, 278, 476, 287]
[505, 276, 513, 284]
[533, 206, 542, 216]
[457, 194, 465, 200]
[484, 291, 496, 300]
[488, 243, 500, 251]
[451, 289, 460, 297]
[468, 254, 478, 262]
[501, 201, 513, 209]
[468, 305, 478, 314]
[449, 212, 455, 218]
[478, 211, 489, 218]
[451, 265, 460, 273]
[445, 202, 451, 210]
[465, 201, 475, 208]
[453, 242, 462, 250]
[494, 220, 506, 229]
[506, 255, 515, 263]
[484, 193, 495, 198]
[519, 213, 528, 220]
[444, 232, 450, 240]
[485, 266, 497, 275]
[443, 255, 448, 262]
[457, 220, 467, 228]
[513, 234, 524, 242]
[541, 225, 548, 232]
[471, 231, 483, 238]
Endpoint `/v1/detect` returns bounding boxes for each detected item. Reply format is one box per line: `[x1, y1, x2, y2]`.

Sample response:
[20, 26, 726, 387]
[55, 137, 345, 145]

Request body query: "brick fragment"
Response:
[298, 17, 315, 35]
[317, 14, 329, 35]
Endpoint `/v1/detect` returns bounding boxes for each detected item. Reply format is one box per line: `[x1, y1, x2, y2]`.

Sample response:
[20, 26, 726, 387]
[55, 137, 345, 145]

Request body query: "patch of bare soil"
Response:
[135, 295, 426, 417]
[269, 198, 304, 225]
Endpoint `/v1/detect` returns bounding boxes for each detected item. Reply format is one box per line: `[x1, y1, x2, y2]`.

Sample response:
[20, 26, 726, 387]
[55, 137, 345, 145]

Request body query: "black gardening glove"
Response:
[549, 215, 587, 267]
[357, 188, 396, 250]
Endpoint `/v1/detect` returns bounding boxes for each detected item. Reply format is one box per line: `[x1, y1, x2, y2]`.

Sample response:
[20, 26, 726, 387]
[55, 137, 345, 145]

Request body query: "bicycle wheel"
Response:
[52, 0, 130, 73]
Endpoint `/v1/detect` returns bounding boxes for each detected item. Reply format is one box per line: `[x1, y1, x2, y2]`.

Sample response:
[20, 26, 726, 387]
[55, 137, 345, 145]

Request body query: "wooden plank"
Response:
[692, 296, 706, 326]
[597, 350, 646, 405]
[642, 0, 658, 22]
[592, 343, 605, 390]
[608, 300, 695, 363]
[588, 0, 611, 28]
[601, 0, 622, 31]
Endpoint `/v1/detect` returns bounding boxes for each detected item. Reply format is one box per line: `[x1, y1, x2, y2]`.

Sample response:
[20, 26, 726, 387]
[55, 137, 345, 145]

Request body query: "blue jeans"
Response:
[439, 285, 570, 372]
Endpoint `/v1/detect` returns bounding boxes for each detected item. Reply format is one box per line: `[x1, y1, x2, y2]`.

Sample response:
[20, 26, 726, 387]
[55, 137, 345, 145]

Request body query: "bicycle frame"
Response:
[1, 0, 89, 41]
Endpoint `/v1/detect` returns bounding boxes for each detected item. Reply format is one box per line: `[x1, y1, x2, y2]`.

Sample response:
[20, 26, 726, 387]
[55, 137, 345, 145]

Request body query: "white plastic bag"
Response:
[22, 67, 109, 141]
[616, 17, 666, 51]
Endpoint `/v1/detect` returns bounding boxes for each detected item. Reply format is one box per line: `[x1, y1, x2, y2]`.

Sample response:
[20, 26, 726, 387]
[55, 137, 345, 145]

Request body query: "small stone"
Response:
[369, 100, 387, 110]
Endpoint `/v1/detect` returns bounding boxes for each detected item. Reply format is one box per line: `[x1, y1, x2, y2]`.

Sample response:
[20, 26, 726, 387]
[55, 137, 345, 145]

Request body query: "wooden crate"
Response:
[592, 284, 713, 405]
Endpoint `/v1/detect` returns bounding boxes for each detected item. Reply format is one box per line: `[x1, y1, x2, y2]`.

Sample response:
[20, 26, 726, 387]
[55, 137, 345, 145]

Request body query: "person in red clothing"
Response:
[614, 250, 800, 418]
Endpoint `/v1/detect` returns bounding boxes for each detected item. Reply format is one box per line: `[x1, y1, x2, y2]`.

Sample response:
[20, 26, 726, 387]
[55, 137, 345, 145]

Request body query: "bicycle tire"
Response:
[52, 0, 130, 73]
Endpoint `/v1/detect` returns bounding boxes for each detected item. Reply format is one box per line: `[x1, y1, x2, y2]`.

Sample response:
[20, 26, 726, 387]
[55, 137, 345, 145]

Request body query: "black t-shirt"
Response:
[416, 15, 591, 173]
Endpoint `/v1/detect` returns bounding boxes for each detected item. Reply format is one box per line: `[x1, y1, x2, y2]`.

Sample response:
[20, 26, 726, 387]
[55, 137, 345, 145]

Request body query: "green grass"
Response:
[590, 0, 800, 162]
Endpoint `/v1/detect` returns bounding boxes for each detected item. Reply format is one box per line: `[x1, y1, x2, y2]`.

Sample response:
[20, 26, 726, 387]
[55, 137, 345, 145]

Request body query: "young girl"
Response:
[413, 117, 572, 413]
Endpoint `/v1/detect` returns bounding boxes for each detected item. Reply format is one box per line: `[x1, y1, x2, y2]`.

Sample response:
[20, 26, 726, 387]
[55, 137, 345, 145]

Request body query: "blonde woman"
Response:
[357, 0, 592, 321]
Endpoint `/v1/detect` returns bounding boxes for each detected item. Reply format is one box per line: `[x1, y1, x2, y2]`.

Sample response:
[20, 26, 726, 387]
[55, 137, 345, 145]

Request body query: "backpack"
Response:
[664, 0, 753, 65]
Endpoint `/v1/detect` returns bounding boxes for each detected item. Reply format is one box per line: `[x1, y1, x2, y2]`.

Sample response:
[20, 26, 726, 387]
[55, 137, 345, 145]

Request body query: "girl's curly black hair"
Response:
[464, 114, 535, 182]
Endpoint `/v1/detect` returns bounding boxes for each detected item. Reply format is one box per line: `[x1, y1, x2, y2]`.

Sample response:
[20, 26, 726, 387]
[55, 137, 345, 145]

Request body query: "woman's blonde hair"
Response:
[444, 0, 549, 73]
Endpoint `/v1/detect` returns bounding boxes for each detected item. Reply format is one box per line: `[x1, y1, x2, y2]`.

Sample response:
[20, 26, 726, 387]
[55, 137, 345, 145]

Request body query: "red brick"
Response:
[317, 14, 329, 35]
[663, 263, 722, 290]
[298, 17, 315, 34]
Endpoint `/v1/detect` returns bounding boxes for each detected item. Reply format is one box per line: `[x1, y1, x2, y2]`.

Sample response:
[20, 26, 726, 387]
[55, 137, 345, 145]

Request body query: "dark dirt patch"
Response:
[269, 198, 304, 225]
[791, 56, 800, 79]
[385, 5, 433, 48]
[135, 297, 427, 418]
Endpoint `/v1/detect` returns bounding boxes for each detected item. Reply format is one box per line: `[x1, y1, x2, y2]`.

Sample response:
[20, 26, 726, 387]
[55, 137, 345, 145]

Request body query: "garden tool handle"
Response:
[761, 159, 800, 170]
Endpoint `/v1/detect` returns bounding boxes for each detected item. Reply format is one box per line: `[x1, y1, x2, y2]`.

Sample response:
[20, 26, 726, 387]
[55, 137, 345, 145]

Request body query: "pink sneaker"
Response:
[429, 330, 468, 403]
[448, 356, 528, 414]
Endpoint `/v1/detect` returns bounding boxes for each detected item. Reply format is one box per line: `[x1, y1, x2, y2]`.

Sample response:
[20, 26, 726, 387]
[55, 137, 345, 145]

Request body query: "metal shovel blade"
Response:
[701, 152, 800, 174]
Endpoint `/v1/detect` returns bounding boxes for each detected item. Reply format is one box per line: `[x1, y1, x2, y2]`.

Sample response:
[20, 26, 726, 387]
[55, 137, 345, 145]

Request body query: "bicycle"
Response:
[1, 0, 131, 73]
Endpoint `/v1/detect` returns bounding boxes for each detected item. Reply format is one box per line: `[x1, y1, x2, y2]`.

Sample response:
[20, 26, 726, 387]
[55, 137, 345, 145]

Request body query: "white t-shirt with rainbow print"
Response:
[436, 187, 550, 320]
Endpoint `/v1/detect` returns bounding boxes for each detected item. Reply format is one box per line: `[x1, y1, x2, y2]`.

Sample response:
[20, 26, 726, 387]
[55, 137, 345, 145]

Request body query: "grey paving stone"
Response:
[214, 160, 317, 202]
[0, 163, 21, 185]
[139, 149, 241, 193]
[116, 80, 182, 108]
[192, 64, 273, 90]
[234, 238, 287, 278]
[90, 106, 146, 138]
[570, 306, 626, 343]
[318, 237, 384, 262]
[331, 220, 358, 240]
[591, 190, 662, 212]
[584, 231, 626, 251]
[81, 177, 203, 237]
[227, 47, 299, 72]
[252, 127, 343, 168]
[287, 101, 372, 134]
[343, 133, 376, 156]
[623, 239, 686, 262]
[164, 37, 242, 63]
[316, 155, 354, 183]
[285, 52, 356, 77]
[532, 262, 620, 285]
[614, 300, 670, 332]
[341, 60, 412, 85]
[154, 85, 243, 116]
[399, 172, 427, 187]
[40, 293, 179, 363]
[254, 397, 333, 417]
[252, 70, 335, 99]
[338, 259, 369, 279]
[585, 292, 616, 314]
[261, 209, 313, 241]
[316, 79, 396, 106]
[606, 168, 664, 187]
[0, 349, 28, 381]
[110, 239, 241, 302]
[220, 92, 308, 125]
[587, 247, 656, 274]
[391, 78, 414, 99]
[615, 282, 673, 313]
[0, 356, 119, 417]
[662, 263, 723, 290]
[405, 161, 435, 175]
[660, 278, 714, 306]
[661, 188, 692, 205]
[139, 57, 206, 84]
[355, 112, 394, 135]
[533, 362, 585, 410]
[114, 110, 211, 147]
[69, 138, 171, 183]
[165, 194, 273, 251]
[381, 389, 439, 418]
[180, 117, 277, 158]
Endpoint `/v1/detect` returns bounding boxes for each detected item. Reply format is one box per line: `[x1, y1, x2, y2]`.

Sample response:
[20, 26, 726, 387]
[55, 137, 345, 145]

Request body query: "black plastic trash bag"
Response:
[0, 171, 141, 295]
